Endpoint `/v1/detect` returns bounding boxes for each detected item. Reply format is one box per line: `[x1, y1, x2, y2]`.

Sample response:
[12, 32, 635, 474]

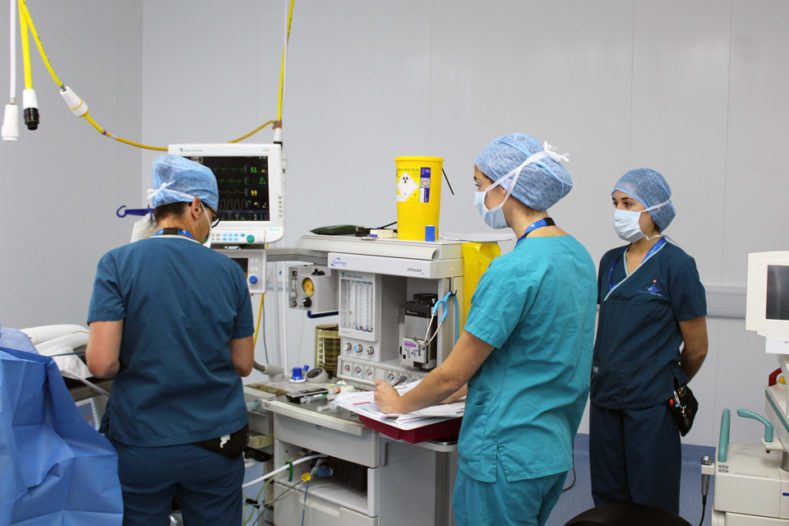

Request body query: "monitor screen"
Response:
[186, 155, 270, 222]
[230, 257, 249, 274]
[766, 265, 789, 321]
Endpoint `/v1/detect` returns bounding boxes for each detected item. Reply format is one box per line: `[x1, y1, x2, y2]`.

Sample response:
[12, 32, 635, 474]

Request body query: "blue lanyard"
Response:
[607, 237, 667, 292]
[516, 218, 555, 244]
[154, 227, 193, 238]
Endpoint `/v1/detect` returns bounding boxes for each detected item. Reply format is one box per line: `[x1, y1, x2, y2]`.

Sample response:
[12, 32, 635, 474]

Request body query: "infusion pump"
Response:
[169, 143, 285, 245]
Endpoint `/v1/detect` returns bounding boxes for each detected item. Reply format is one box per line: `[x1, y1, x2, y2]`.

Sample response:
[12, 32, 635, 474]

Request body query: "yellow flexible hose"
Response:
[84, 113, 168, 151]
[276, 0, 295, 123]
[253, 293, 265, 346]
[21, 0, 283, 150]
[18, 0, 32, 89]
[228, 120, 276, 144]
[20, 0, 62, 88]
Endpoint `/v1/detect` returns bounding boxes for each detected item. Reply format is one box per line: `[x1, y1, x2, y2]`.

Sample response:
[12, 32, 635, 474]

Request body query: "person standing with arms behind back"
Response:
[86, 154, 255, 526]
[590, 168, 708, 514]
[375, 134, 597, 526]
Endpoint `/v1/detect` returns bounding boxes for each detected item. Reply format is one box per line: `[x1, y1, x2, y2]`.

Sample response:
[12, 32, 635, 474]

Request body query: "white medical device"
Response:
[214, 248, 266, 294]
[296, 235, 464, 387]
[705, 251, 789, 525]
[243, 235, 465, 526]
[169, 143, 285, 245]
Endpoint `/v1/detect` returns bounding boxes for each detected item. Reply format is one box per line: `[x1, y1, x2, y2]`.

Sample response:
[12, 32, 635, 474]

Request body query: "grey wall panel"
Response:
[629, 0, 731, 284]
[0, 1, 142, 327]
[284, 0, 433, 240]
[722, 0, 789, 284]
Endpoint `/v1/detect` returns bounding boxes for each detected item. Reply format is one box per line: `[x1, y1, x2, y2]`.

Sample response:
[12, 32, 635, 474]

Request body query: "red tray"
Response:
[358, 415, 462, 444]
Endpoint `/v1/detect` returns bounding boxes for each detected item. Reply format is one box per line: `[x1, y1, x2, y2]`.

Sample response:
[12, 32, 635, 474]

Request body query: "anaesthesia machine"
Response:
[244, 234, 465, 526]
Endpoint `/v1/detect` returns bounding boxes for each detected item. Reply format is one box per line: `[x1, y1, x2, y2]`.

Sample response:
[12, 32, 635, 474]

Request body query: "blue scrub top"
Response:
[87, 236, 254, 447]
[460, 235, 597, 483]
[591, 240, 706, 409]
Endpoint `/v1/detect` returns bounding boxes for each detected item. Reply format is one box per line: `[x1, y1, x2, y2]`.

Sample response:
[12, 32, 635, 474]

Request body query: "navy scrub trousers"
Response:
[590, 403, 681, 513]
[113, 441, 244, 526]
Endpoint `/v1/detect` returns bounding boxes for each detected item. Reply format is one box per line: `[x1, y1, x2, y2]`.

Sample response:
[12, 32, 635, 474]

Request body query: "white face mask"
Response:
[612, 199, 670, 242]
[474, 142, 570, 230]
[613, 209, 645, 242]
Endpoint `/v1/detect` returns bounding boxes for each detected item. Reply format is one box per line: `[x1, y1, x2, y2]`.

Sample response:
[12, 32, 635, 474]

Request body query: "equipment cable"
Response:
[17, 0, 288, 150]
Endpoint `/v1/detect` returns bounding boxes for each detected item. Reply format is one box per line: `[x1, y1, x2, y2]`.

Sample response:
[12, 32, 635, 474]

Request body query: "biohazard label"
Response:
[396, 172, 419, 202]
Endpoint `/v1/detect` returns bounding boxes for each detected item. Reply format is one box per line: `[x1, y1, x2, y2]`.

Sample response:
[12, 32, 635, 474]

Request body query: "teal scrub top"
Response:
[591, 240, 706, 409]
[460, 235, 597, 483]
[87, 236, 254, 447]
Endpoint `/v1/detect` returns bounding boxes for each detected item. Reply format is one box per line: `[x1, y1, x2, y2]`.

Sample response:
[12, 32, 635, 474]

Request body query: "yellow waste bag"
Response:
[461, 242, 501, 326]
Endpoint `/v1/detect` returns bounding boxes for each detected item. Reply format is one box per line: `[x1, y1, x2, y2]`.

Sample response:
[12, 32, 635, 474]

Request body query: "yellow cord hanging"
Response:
[18, 0, 33, 90]
[253, 293, 265, 346]
[19, 0, 284, 150]
[276, 0, 295, 123]
[20, 0, 62, 88]
[229, 121, 277, 144]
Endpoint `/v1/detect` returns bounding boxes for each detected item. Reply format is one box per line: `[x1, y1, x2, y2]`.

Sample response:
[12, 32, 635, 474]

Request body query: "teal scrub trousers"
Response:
[453, 464, 567, 526]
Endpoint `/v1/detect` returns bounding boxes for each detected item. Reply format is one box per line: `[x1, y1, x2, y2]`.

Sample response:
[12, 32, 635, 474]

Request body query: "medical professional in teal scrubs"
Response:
[590, 168, 708, 514]
[86, 155, 254, 526]
[375, 134, 597, 526]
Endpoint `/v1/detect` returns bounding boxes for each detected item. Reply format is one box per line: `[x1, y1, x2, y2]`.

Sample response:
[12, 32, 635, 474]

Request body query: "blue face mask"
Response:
[474, 190, 509, 229]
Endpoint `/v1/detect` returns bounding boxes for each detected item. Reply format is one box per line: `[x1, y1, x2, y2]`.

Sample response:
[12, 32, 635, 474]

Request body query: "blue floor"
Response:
[546, 434, 714, 526]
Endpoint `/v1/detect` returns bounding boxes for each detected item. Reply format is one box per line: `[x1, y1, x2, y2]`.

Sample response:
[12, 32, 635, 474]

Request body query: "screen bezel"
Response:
[746, 251, 789, 338]
[168, 143, 284, 243]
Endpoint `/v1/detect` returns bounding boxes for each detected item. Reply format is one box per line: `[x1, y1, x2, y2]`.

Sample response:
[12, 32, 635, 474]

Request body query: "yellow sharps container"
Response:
[395, 156, 444, 241]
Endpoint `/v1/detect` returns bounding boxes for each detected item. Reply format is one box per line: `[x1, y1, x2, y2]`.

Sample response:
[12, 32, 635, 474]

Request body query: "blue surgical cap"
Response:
[148, 154, 219, 211]
[474, 134, 573, 211]
[613, 168, 676, 232]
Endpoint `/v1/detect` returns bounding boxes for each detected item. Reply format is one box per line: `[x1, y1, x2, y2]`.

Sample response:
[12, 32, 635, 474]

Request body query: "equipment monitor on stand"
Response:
[169, 143, 284, 245]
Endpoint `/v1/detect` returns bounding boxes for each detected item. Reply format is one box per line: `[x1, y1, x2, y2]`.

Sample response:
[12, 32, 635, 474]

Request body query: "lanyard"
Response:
[516, 217, 556, 244]
[607, 237, 667, 292]
[154, 227, 193, 238]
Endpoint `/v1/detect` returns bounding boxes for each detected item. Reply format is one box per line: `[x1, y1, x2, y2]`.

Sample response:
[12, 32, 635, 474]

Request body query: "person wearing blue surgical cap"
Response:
[375, 133, 597, 526]
[85, 154, 254, 526]
[590, 168, 708, 515]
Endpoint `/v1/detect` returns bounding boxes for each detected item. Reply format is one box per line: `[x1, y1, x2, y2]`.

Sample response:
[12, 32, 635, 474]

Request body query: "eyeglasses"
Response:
[203, 204, 221, 228]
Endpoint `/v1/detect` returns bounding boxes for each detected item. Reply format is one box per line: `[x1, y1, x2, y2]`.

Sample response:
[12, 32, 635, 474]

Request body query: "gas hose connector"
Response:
[2, 103, 20, 141]
[59, 86, 89, 117]
[23, 89, 40, 130]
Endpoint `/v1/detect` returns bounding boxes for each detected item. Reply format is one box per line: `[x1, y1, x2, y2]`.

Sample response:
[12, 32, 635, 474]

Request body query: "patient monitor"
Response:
[169, 143, 285, 245]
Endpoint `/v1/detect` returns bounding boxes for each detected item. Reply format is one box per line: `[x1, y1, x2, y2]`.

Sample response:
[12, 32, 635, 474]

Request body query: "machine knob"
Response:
[354, 366, 362, 375]
[302, 297, 312, 308]
[249, 275, 258, 285]
[354, 344, 363, 354]
[366, 346, 374, 355]
[246, 234, 255, 243]
[343, 343, 352, 352]
[386, 372, 396, 382]
[343, 364, 351, 373]
[366, 367, 374, 378]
